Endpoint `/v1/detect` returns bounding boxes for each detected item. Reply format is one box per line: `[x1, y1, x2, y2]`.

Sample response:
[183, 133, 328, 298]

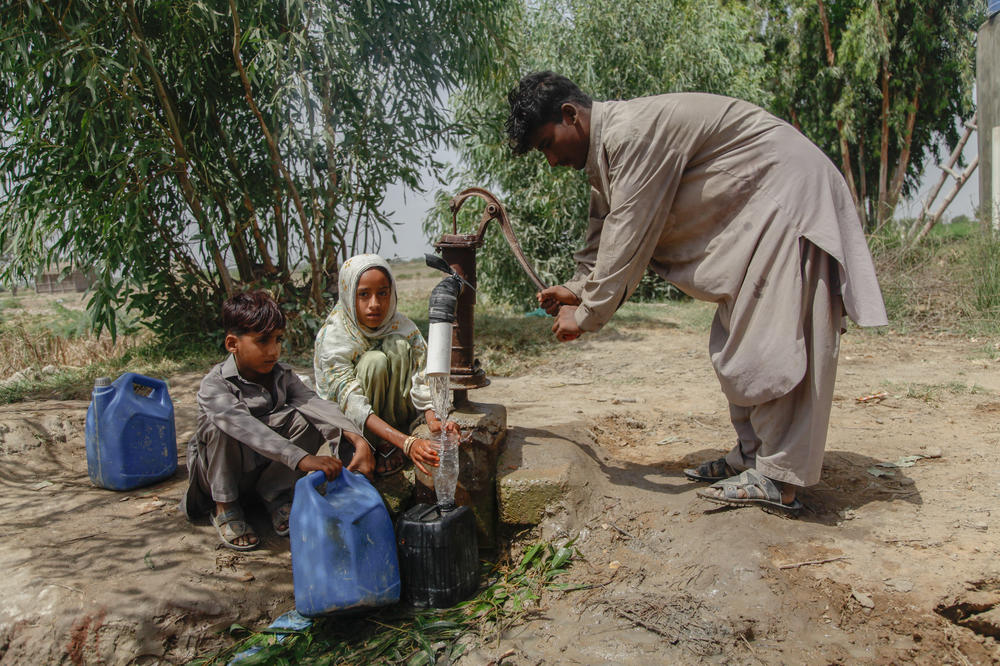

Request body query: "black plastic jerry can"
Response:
[396, 503, 479, 608]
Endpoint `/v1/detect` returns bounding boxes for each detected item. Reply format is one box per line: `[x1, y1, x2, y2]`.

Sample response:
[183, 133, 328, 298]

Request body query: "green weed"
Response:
[191, 538, 579, 665]
[883, 380, 990, 404]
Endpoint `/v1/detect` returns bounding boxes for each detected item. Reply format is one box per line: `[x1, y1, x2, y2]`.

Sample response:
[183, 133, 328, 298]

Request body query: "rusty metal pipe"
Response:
[432, 188, 547, 404]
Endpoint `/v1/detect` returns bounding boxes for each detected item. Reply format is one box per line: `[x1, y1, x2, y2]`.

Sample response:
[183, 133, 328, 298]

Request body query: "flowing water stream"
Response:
[427, 374, 458, 507]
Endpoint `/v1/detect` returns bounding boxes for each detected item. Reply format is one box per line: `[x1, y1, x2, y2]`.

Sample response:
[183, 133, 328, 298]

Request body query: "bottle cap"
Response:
[94, 376, 112, 387]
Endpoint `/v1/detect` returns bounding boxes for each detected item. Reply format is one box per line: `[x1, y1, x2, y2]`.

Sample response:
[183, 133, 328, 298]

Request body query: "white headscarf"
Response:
[313, 254, 431, 429]
[335, 253, 404, 339]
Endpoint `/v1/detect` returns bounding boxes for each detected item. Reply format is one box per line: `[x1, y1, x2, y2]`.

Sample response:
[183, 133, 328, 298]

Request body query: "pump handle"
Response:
[448, 188, 549, 292]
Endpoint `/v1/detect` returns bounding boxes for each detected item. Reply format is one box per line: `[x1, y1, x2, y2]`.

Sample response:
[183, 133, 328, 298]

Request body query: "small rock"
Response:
[885, 578, 914, 593]
[852, 589, 875, 609]
[609, 560, 621, 570]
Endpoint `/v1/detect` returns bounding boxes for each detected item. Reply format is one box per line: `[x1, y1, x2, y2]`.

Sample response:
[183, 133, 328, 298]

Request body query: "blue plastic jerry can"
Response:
[290, 469, 401, 617]
[84, 373, 177, 491]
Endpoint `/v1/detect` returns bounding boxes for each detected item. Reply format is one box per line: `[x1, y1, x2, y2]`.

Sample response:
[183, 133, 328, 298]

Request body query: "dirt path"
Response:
[2, 305, 1000, 663]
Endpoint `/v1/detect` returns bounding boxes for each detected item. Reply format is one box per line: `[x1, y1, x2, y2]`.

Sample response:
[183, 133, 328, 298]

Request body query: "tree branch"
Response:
[229, 0, 323, 312]
[121, 0, 234, 296]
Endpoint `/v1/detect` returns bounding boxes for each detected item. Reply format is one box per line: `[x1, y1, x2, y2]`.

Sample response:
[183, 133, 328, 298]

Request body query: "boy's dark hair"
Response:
[222, 290, 286, 336]
[505, 71, 593, 155]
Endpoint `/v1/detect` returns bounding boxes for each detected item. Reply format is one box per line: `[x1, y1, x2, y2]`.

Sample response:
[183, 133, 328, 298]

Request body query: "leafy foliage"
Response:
[427, 0, 772, 309]
[428, 0, 981, 308]
[758, 0, 982, 229]
[0, 0, 510, 343]
[192, 538, 578, 665]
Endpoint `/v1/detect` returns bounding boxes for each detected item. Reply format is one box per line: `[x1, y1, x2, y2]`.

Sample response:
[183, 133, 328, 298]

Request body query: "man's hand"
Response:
[343, 432, 375, 480]
[537, 285, 581, 316]
[298, 453, 342, 480]
[552, 305, 582, 342]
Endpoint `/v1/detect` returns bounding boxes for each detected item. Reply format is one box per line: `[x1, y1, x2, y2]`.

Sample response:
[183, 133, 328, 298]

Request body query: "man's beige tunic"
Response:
[561, 94, 887, 485]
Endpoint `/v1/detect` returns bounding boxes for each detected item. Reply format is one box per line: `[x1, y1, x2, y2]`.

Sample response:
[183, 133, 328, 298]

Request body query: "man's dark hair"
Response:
[222, 290, 286, 336]
[505, 71, 593, 155]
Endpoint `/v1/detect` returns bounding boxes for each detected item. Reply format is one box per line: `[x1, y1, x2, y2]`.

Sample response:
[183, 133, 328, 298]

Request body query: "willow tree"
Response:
[0, 0, 509, 341]
[430, 0, 771, 309]
[758, 0, 982, 231]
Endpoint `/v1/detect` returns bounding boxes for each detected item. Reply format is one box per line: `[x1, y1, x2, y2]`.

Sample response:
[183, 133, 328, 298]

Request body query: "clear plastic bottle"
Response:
[433, 430, 459, 509]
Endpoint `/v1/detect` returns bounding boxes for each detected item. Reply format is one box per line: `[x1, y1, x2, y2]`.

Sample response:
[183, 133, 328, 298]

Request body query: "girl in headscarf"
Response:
[313, 254, 456, 476]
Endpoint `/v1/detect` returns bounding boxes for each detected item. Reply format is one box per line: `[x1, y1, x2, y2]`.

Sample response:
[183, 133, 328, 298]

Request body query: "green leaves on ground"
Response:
[192, 538, 577, 665]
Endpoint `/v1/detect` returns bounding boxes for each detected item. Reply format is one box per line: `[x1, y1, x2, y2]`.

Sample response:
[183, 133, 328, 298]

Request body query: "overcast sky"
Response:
[382, 133, 982, 261]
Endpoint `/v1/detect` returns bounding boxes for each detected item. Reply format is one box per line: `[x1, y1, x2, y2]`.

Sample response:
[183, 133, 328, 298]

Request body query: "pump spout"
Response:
[426, 273, 464, 377]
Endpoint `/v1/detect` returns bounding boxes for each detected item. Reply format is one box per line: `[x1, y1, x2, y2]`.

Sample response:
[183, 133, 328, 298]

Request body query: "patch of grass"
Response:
[882, 380, 990, 404]
[192, 538, 579, 665]
[0, 337, 219, 404]
[397, 293, 704, 377]
[869, 218, 1000, 340]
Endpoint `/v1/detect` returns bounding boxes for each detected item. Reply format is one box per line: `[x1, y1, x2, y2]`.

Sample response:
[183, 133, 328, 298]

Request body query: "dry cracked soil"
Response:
[3, 301, 1000, 664]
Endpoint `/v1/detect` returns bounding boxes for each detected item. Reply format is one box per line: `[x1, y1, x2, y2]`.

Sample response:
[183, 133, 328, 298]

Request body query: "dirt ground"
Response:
[2, 300, 1000, 664]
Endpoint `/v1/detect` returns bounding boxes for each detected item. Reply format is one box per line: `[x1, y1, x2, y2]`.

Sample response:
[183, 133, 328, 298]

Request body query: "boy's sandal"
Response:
[212, 507, 259, 551]
[683, 457, 740, 482]
[271, 502, 293, 537]
[696, 469, 803, 516]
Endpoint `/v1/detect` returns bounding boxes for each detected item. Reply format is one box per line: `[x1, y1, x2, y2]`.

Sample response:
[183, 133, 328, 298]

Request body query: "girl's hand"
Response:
[426, 410, 460, 436]
[408, 437, 440, 476]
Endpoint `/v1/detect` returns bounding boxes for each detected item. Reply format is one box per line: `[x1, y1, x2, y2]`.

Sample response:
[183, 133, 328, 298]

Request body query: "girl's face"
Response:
[355, 267, 392, 329]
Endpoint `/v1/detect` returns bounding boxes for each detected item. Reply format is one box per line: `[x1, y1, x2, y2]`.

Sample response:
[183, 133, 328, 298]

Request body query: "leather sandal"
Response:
[212, 507, 259, 551]
[697, 469, 803, 516]
[683, 456, 740, 482]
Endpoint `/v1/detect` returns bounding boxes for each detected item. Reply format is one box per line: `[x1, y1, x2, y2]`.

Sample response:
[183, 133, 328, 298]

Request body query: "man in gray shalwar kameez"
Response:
[506, 72, 887, 514]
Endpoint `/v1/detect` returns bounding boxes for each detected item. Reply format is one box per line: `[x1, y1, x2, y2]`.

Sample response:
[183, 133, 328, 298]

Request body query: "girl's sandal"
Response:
[374, 446, 407, 478]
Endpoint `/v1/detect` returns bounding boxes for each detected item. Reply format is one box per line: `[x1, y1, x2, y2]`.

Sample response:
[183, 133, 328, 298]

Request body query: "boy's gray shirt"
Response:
[194, 354, 361, 470]
[563, 93, 888, 406]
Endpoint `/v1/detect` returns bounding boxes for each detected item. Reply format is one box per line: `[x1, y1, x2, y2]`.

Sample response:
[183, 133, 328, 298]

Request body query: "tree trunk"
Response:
[877, 57, 891, 227]
[122, 0, 234, 297]
[818, 0, 863, 217]
[229, 0, 324, 312]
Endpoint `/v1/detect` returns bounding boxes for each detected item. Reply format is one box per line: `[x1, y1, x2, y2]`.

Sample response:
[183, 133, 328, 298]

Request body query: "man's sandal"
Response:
[683, 457, 740, 482]
[271, 502, 292, 537]
[212, 507, 259, 551]
[696, 469, 803, 516]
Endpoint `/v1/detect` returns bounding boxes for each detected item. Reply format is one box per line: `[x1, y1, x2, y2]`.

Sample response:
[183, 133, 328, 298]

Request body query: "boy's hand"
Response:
[552, 305, 582, 342]
[537, 285, 580, 315]
[344, 432, 375, 480]
[298, 454, 342, 480]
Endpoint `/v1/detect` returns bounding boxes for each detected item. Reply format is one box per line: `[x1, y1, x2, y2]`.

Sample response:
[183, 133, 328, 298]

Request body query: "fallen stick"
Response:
[608, 524, 635, 539]
[777, 556, 848, 570]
